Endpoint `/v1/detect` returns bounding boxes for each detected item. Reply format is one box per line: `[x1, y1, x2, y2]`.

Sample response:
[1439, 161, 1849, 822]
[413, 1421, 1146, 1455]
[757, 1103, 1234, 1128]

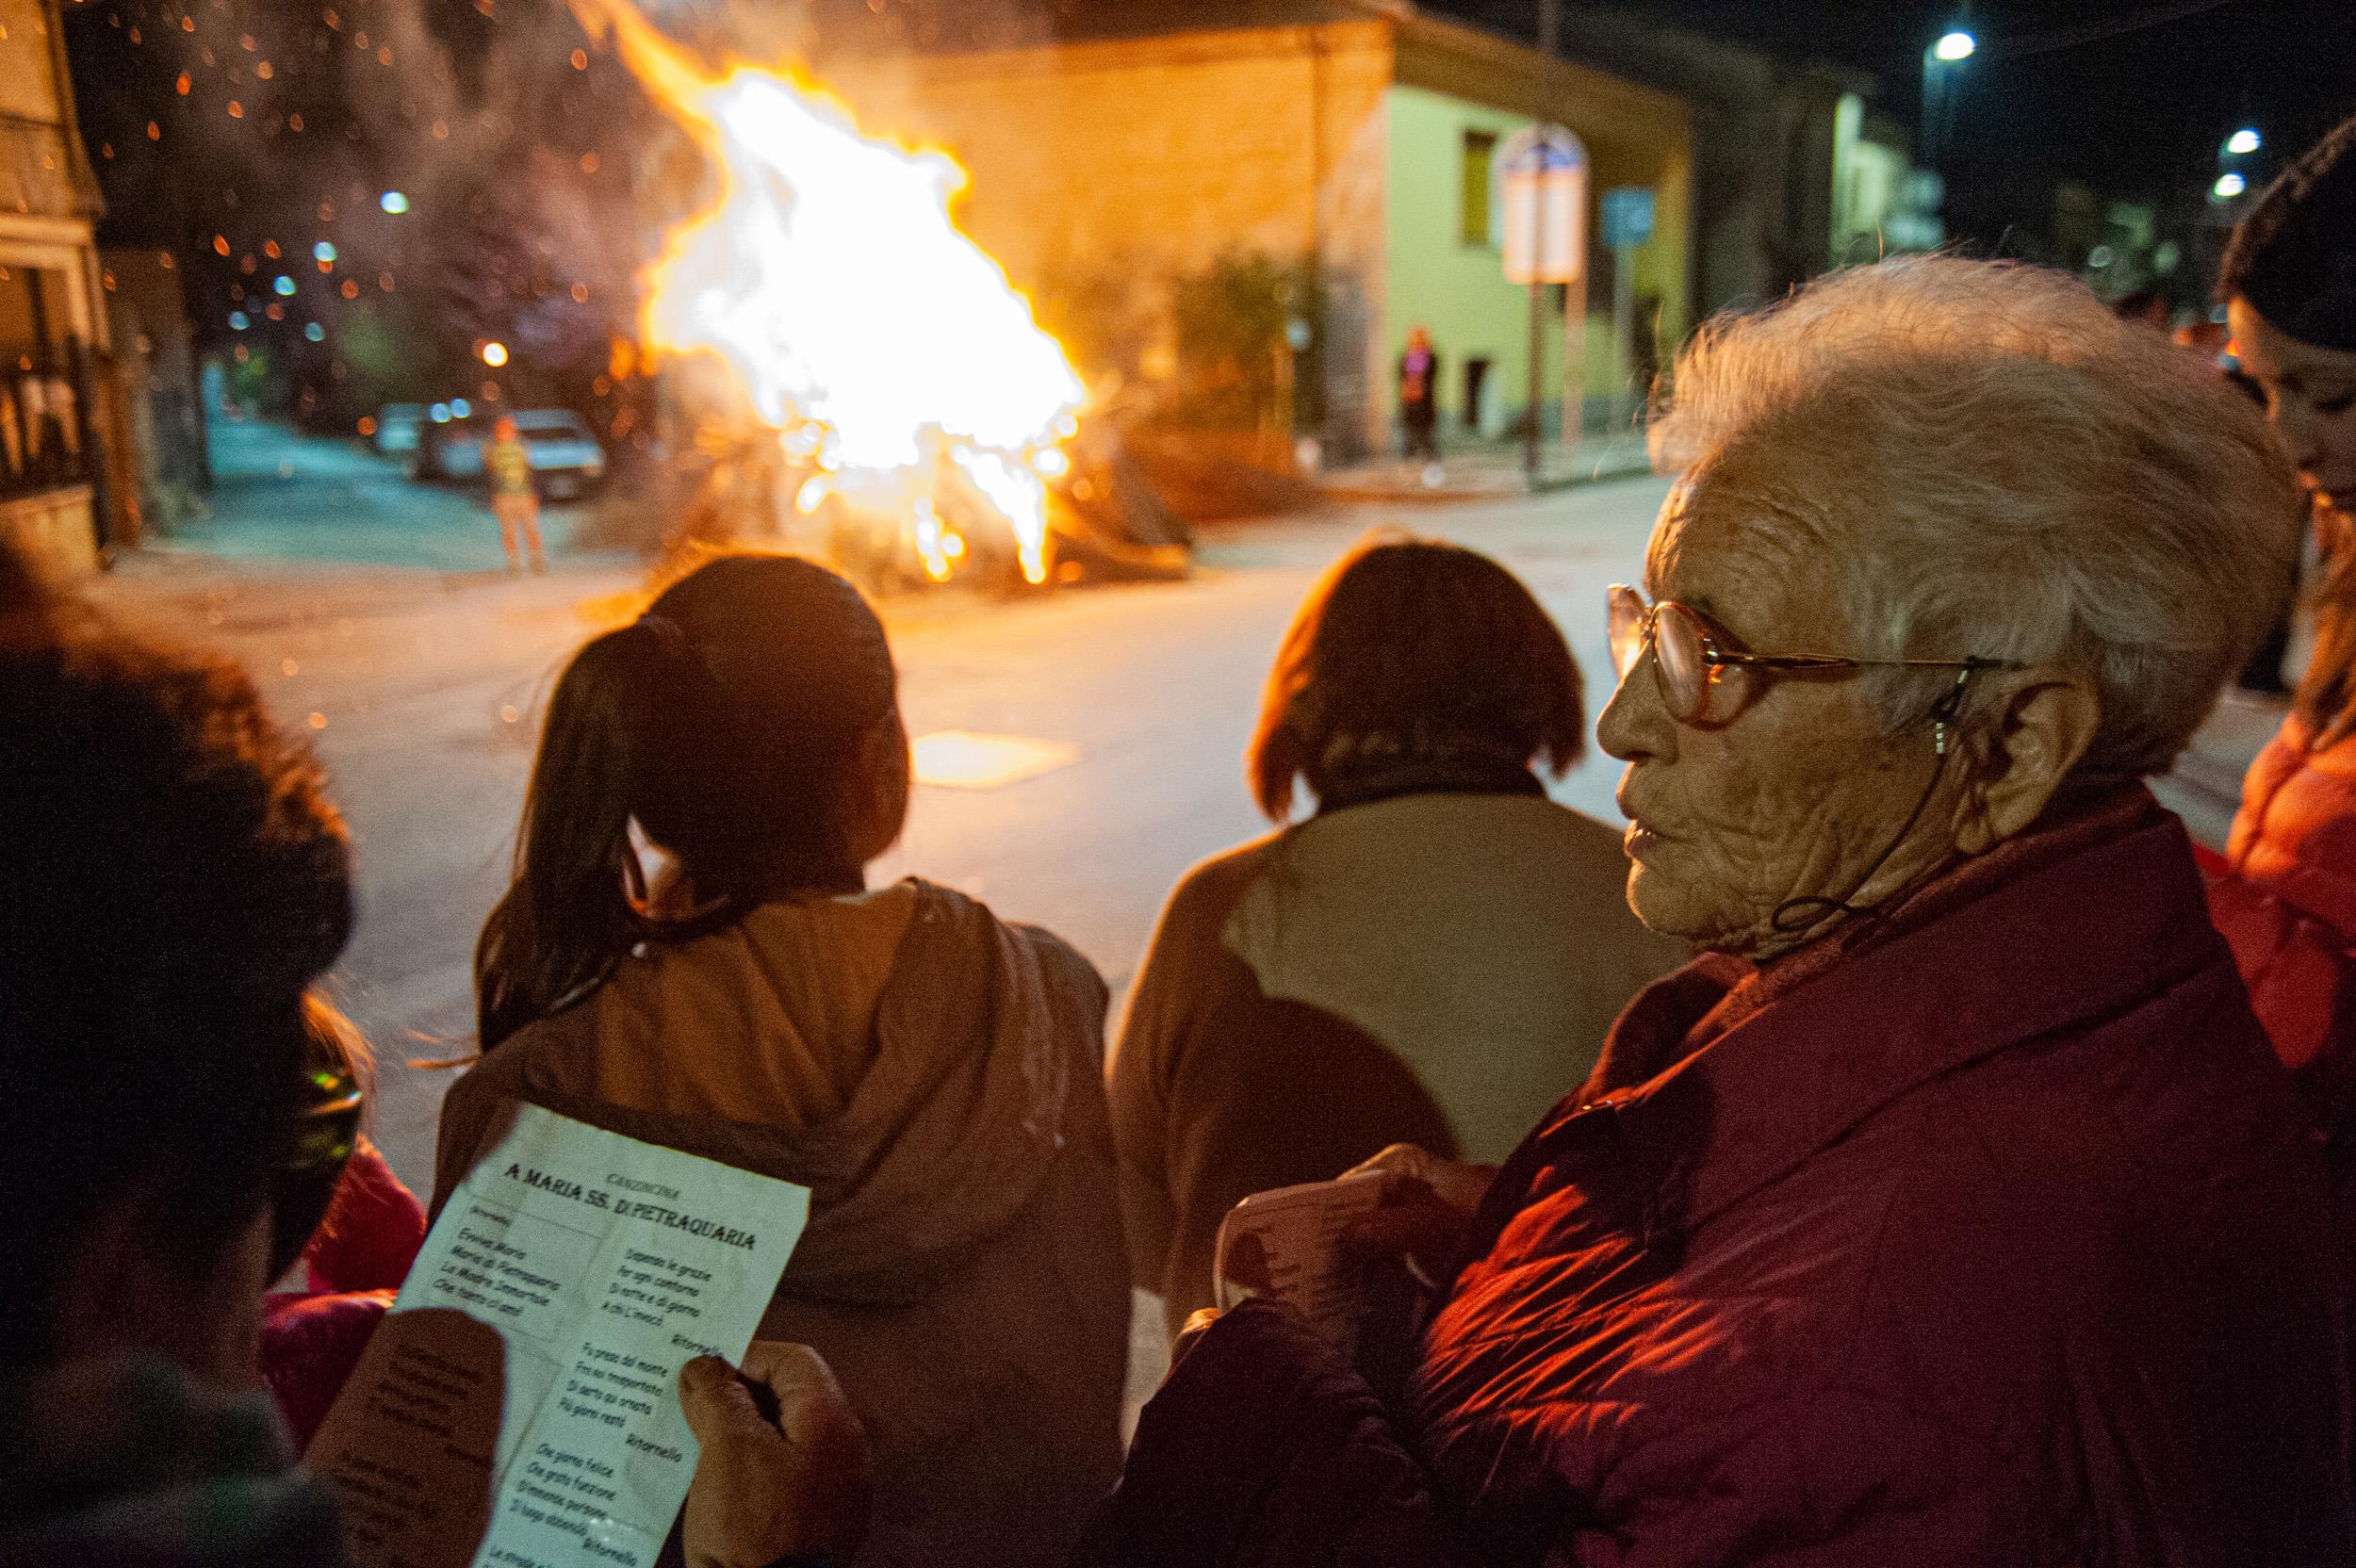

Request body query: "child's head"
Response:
[477, 554, 907, 1047]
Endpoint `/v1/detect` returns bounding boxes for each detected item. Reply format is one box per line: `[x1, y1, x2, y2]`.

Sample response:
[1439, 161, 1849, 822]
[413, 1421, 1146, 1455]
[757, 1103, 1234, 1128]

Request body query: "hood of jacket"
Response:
[434, 880, 1108, 1309]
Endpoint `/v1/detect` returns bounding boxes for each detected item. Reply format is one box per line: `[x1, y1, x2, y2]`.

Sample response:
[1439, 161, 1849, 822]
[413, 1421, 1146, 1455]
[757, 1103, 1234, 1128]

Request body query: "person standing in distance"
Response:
[1399, 326, 1442, 468]
[485, 415, 545, 575]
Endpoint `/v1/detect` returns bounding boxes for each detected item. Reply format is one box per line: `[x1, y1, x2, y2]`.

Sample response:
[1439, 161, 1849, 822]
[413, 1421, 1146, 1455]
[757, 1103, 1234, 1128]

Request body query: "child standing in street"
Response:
[484, 415, 544, 574]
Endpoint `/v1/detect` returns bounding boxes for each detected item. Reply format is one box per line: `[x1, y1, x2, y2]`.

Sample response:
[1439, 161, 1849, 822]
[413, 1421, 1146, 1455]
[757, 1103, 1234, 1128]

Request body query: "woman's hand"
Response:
[1338, 1145, 1497, 1404]
[679, 1342, 872, 1568]
[1341, 1144, 1496, 1291]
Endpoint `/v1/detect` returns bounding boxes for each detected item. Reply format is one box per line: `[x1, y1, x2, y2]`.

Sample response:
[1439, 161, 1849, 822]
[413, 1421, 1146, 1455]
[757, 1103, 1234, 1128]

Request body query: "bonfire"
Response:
[572, 0, 1086, 587]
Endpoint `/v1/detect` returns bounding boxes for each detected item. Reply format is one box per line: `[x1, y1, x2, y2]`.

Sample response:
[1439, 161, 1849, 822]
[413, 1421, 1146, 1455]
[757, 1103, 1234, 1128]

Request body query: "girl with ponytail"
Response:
[435, 553, 1127, 1568]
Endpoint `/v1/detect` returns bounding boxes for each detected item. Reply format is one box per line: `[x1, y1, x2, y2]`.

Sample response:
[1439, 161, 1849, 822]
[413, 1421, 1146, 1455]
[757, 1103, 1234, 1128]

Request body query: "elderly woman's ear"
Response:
[1948, 668, 2102, 857]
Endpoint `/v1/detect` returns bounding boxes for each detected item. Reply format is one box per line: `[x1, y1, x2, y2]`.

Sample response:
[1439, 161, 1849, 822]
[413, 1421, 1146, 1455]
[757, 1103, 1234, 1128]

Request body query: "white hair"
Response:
[1650, 255, 2304, 783]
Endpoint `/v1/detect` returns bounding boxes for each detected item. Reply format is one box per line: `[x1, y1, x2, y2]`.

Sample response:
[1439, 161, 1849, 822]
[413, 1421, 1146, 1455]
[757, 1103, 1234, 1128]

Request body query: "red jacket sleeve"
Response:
[301, 1137, 426, 1295]
[2201, 852, 2356, 1081]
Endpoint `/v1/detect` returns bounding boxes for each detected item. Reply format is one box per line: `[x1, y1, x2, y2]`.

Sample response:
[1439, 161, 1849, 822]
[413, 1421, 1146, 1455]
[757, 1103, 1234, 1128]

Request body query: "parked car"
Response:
[373, 403, 428, 455]
[414, 408, 607, 498]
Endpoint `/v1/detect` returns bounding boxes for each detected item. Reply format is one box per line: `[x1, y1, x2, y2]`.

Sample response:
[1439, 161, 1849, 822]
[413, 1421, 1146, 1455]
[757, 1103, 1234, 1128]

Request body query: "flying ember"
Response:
[569, 0, 1085, 585]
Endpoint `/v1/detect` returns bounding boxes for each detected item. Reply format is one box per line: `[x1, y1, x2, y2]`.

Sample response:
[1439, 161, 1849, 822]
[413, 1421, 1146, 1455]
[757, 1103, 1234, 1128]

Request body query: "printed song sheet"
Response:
[307, 1103, 810, 1568]
[1212, 1170, 1387, 1353]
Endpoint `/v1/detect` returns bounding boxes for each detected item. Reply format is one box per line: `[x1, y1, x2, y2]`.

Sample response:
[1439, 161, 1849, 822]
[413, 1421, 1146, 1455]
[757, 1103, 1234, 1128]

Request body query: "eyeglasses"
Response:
[1607, 584, 2013, 728]
[267, 1060, 364, 1280]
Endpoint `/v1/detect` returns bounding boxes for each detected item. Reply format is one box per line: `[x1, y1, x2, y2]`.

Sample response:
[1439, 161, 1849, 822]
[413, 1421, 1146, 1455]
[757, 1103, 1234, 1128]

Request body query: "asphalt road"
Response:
[100, 425, 1676, 1193]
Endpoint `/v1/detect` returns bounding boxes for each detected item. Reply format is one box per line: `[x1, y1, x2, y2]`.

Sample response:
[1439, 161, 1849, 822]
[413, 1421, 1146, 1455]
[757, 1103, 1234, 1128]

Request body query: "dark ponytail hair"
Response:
[475, 554, 901, 1050]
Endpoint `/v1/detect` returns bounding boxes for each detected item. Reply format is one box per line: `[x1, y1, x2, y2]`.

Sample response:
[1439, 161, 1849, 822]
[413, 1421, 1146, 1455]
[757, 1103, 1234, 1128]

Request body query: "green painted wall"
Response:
[1382, 82, 1671, 442]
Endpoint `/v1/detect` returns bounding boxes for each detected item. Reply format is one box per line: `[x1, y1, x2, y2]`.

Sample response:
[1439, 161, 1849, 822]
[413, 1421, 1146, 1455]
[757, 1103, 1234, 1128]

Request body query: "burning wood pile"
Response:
[574, 0, 1185, 590]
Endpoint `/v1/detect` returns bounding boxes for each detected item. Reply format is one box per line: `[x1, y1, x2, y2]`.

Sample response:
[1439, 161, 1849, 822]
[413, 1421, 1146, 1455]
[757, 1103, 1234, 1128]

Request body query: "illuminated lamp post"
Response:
[1922, 24, 1976, 170]
[2213, 126, 2261, 206]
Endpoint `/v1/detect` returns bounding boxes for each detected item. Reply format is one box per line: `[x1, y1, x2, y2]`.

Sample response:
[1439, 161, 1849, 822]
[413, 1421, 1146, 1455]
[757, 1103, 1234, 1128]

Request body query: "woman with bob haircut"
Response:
[434, 552, 1126, 1568]
[1110, 535, 1680, 1340]
[1083, 257, 2354, 1566]
[2209, 108, 2356, 1090]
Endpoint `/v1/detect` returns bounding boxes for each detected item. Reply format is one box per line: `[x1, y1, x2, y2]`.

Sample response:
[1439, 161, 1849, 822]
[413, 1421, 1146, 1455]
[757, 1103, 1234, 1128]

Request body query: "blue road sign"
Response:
[1600, 187, 1656, 250]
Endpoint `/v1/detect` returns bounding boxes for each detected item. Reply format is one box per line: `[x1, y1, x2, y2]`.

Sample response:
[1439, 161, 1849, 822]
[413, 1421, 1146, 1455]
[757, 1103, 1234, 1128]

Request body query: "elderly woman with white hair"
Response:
[1082, 256, 2356, 1568]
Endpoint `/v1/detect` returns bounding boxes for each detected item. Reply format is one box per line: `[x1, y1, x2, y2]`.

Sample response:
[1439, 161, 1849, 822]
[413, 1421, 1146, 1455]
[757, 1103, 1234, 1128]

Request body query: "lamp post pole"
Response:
[1921, 25, 1976, 168]
[1532, 2, 1564, 475]
[1500, 125, 1586, 489]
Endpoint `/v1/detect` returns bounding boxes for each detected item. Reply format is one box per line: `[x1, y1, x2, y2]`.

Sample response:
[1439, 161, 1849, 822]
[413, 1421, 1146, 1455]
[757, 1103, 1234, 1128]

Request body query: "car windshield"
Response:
[515, 413, 592, 443]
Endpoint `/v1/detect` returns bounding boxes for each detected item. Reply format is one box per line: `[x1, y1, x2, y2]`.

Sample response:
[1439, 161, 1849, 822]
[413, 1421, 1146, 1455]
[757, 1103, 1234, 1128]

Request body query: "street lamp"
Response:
[1922, 22, 1976, 168]
[482, 341, 510, 368]
[2225, 127, 2262, 156]
[2213, 171, 2248, 201]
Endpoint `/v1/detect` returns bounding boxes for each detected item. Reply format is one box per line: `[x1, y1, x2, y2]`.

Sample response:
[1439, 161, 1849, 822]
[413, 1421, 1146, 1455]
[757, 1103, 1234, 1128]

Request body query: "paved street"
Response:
[90, 424, 2273, 1199]
[161, 417, 614, 571]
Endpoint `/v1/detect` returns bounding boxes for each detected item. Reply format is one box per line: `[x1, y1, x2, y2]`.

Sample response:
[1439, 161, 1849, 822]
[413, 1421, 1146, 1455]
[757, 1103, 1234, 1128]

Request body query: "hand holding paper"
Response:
[679, 1343, 871, 1568]
[1336, 1142, 1497, 1290]
[1211, 1170, 1387, 1353]
[308, 1103, 814, 1568]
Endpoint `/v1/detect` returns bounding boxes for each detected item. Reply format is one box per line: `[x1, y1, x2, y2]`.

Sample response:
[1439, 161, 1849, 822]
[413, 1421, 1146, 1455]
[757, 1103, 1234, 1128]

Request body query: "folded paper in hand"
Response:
[307, 1102, 810, 1568]
[1213, 1170, 1387, 1354]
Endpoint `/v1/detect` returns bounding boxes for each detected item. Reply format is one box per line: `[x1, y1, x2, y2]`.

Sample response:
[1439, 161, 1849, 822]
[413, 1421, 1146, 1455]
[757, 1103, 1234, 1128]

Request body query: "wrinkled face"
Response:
[2230, 298, 2356, 518]
[1597, 478, 1957, 958]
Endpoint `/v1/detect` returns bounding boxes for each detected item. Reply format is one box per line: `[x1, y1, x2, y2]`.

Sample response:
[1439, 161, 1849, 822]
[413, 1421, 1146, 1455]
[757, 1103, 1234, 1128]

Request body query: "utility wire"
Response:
[1979, 0, 2243, 60]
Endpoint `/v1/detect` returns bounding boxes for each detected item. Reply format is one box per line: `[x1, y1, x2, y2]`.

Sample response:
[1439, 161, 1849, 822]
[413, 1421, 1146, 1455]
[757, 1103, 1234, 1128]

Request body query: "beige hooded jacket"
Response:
[433, 880, 1127, 1568]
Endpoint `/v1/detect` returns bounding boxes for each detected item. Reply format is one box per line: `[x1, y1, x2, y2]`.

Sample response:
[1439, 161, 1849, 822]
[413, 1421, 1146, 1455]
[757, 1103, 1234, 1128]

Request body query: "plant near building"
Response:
[1170, 251, 1325, 438]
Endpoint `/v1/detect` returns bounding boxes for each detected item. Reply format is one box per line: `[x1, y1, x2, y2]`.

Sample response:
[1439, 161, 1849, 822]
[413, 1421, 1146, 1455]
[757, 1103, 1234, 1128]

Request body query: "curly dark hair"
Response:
[0, 584, 352, 1366]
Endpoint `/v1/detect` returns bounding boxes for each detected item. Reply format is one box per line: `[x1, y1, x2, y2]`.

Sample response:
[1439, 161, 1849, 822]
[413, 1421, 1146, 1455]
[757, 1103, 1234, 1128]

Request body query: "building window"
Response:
[1463, 356, 1492, 430]
[1461, 130, 1497, 248]
[0, 265, 94, 503]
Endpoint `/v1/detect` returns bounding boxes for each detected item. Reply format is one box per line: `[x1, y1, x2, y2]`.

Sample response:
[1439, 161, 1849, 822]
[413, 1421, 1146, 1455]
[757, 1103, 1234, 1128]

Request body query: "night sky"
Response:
[1436, 1, 2356, 247]
[62, 0, 657, 429]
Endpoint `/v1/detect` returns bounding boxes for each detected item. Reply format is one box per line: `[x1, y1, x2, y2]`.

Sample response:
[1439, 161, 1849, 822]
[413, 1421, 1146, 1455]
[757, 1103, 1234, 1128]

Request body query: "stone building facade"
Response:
[0, 0, 120, 578]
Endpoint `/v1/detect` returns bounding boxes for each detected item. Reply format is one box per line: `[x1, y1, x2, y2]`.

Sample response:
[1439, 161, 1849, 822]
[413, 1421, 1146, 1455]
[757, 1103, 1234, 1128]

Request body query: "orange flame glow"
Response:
[571, 0, 1082, 583]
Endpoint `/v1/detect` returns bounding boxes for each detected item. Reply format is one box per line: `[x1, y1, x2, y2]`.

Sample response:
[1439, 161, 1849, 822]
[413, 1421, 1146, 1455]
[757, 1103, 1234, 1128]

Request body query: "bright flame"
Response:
[572, 0, 1082, 584]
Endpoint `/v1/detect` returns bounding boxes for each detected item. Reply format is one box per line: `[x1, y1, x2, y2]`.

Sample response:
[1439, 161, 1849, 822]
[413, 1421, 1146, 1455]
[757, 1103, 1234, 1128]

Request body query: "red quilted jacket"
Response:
[1413, 792, 2354, 1565]
[2207, 715, 2356, 1076]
